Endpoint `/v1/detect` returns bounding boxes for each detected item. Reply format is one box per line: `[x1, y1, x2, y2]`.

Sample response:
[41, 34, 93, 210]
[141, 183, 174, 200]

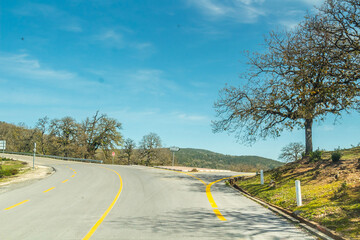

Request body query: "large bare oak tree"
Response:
[213, 9, 360, 155]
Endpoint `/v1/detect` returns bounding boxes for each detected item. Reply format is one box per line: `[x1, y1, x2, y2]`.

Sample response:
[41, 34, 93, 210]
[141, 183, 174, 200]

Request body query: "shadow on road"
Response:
[106, 206, 311, 240]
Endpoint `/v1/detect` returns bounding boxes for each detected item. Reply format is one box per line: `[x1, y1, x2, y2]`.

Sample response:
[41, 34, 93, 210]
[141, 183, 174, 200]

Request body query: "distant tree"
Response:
[279, 142, 305, 163]
[123, 138, 136, 165]
[49, 117, 81, 157]
[81, 111, 123, 159]
[213, 16, 360, 155]
[139, 133, 162, 166]
[35, 116, 50, 154]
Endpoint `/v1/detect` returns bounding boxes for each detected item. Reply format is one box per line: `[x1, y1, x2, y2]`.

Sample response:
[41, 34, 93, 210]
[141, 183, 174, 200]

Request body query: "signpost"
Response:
[0, 140, 6, 153]
[112, 151, 115, 165]
[169, 146, 180, 166]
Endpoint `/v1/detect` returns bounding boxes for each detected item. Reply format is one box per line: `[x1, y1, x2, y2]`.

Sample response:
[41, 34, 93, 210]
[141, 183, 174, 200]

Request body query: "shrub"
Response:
[331, 150, 342, 162]
[271, 171, 282, 181]
[309, 150, 322, 162]
[9, 169, 19, 175]
[333, 182, 348, 199]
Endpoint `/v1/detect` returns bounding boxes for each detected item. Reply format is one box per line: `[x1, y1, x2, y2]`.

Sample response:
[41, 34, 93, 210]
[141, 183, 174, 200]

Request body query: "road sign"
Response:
[0, 140, 6, 150]
[112, 152, 115, 157]
[170, 146, 180, 167]
[169, 146, 180, 152]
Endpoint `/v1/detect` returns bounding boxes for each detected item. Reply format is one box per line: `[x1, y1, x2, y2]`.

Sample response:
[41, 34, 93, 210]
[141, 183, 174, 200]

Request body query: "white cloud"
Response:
[187, 0, 266, 23]
[0, 54, 75, 81]
[177, 113, 208, 122]
[0, 53, 103, 92]
[94, 29, 155, 57]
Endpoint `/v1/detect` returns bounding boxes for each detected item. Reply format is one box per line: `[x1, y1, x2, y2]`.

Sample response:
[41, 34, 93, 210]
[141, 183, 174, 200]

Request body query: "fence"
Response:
[1, 151, 103, 164]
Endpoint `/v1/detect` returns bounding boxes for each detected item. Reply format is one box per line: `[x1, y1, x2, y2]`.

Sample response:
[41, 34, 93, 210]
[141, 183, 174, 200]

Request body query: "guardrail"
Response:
[1, 151, 103, 164]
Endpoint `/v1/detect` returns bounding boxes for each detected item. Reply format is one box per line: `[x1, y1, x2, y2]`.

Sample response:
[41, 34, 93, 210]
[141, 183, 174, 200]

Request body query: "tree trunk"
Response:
[305, 119, 313, 155]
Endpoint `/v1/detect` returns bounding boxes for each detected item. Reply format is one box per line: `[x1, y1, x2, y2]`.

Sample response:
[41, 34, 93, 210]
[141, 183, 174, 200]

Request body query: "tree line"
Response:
[213, 0, 360, 156]
[0, 112, 171, 166]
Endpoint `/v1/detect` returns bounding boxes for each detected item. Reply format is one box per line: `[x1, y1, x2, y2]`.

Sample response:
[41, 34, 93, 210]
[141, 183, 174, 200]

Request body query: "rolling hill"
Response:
[174, 148, 283, 172]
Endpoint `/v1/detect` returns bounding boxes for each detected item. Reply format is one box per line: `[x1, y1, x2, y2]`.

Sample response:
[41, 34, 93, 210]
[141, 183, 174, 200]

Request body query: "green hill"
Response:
[174, 148, 283, 172]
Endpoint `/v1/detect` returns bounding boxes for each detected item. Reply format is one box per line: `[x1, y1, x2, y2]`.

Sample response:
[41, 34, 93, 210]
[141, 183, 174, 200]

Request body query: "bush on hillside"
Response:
[309, 150, 322, 162]
[331, 150, 342, 162]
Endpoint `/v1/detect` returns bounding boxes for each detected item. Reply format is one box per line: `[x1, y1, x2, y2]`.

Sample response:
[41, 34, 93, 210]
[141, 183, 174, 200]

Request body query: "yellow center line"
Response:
[43, 187, 55, 193]
[4, 199, 29, 210]
[62, 179, 69, 183]
[82, 167, 123, 240]
[160, 168, 245, 221]
[71, 175, 75, 178]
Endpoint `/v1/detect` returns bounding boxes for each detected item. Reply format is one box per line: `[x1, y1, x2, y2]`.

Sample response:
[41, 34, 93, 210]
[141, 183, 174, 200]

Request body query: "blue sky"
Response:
[1, 0, 359, 160]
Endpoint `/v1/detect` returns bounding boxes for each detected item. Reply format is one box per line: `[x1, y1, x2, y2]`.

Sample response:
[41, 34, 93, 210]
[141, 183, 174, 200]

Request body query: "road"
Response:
[0, 154, 315, 240]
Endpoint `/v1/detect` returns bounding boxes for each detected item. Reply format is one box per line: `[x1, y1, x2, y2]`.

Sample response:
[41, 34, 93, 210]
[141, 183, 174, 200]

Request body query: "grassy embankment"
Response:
[0, 157, 29, 182]
[235, 146, 360, 239]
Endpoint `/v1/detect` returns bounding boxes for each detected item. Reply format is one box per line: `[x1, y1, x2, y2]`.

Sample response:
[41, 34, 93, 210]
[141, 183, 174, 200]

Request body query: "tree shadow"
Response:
[105, 207, 314, 240]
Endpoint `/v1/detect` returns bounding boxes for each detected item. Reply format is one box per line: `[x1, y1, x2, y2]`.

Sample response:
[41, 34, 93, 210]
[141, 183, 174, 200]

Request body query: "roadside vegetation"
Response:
[236, 146, 360, 239]
[0, 157, 29, 180]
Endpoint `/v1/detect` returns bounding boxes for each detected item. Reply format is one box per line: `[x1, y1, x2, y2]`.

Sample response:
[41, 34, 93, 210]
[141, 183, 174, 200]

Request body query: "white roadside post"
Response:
[295, 180, 302, 206]
[169, 146, 180, 167]
[260, 170, 264, 185]
[0, 140, 6, 153]
[33, 142, 36, 170]
[112, 151, 115, 165]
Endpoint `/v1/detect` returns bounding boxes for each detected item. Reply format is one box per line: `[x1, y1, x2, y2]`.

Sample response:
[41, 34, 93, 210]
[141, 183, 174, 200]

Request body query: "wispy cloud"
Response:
[13, 3, 83, 32]
[0, 53, 75, 81]
[0, 53, 102, 91]
[94, 29, 155, 58]
[187, 0, 266, 23]
[95, 29, 124, 48]
[126, 69, 178, 96]
[177, 113, 209, 122]
[299, 0, 324, 7]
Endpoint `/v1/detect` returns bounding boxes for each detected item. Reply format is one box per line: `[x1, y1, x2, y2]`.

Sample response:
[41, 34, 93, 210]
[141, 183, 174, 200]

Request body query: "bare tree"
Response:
[81, 111, 123, 159]
[139, 133, 162, 166]
[319, 0, 360, 54]
[213, 16, 360, 155]
[279, 142, 305, 163]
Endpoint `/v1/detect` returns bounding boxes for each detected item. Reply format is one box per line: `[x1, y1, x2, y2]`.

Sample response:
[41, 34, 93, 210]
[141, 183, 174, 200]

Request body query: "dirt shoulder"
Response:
[0, 162, 54, 194]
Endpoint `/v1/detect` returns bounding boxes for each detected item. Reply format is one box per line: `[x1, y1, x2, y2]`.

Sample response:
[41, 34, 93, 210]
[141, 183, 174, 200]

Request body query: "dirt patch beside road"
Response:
[0, 162, 54, 194]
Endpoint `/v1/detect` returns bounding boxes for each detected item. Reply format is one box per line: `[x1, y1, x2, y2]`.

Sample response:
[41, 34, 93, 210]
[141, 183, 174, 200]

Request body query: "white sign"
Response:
[169, 146, 180, 152]
[0, 140, 6, 150]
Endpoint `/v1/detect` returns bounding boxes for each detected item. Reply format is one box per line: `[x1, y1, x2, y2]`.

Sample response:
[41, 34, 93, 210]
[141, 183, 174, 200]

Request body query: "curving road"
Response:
[0, 154, 315, 240]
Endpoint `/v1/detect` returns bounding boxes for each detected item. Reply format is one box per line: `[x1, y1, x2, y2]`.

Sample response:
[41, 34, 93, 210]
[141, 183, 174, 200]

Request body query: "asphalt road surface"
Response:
[0, 154, 316, 240]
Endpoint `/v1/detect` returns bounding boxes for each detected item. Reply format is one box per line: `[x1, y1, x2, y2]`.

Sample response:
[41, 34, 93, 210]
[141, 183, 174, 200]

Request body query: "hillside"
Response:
[235, 146, 360, 239]
[174, 148, 283, 172]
